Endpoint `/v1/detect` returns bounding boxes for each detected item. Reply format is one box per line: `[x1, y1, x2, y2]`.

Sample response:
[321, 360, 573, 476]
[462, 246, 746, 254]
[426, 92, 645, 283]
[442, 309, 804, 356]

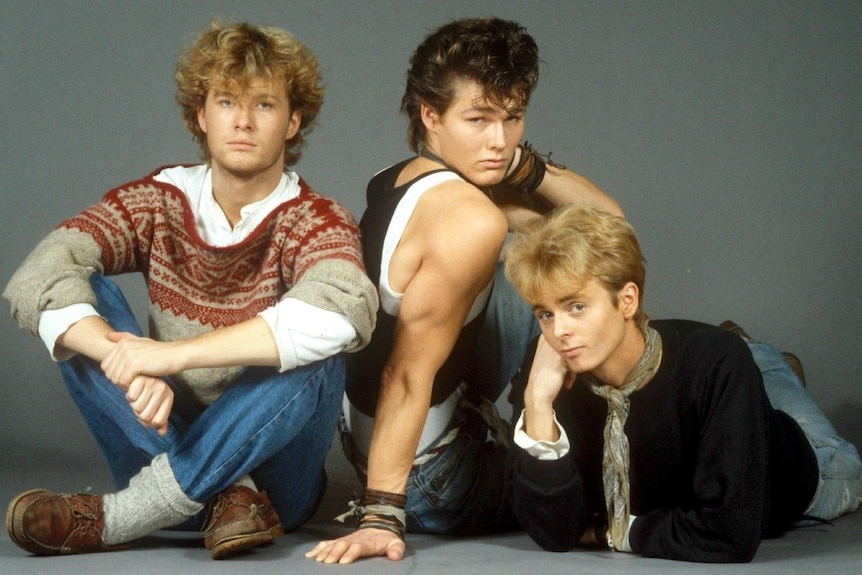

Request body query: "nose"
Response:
[488, 120, 506, 150]
[234, 105, 253, 130]
[551, 315, 573, 341]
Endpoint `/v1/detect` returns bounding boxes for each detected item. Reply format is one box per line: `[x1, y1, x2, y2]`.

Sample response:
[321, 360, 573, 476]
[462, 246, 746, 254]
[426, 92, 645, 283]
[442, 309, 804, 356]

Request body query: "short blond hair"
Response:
[174, 20, 324, 166]
[505, 205, 648, 333]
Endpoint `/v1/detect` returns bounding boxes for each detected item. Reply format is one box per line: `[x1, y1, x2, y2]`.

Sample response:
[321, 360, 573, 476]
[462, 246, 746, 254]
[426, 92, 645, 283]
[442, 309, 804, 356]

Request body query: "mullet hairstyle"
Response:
[174, 19, 325, 167]
[504, 205, 649, 334]
[401, 17, 540, 153]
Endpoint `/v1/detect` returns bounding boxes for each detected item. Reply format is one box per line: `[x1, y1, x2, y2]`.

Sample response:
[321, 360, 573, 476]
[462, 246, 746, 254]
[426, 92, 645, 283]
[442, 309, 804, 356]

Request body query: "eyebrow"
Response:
[212, 88, 281, 100]
[464, 103, 526, 116]
[531, 291, 585, 312]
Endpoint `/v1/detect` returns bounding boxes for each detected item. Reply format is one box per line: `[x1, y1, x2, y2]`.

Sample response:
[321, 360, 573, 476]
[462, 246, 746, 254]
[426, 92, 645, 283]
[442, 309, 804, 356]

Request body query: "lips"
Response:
[482, 159, 508, 170]
[561, 346, 584, 359]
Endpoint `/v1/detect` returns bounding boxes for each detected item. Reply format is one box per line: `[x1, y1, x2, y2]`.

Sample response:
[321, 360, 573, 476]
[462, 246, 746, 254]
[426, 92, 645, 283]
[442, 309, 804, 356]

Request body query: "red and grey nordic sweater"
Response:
[4, 165, 377, 404]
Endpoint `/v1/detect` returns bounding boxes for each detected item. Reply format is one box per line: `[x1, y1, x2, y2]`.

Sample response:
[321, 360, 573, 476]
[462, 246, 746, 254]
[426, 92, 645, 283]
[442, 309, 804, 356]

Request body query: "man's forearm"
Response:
[55, 315, 117, 362]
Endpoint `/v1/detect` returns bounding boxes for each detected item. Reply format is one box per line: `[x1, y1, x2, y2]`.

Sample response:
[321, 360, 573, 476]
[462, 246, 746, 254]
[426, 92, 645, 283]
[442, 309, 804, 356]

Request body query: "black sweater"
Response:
[508, 319, 817, 563]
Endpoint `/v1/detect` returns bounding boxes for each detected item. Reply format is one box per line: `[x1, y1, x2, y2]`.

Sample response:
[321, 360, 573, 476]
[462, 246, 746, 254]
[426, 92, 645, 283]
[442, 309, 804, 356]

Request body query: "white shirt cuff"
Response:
[512, 409, 570, 460]
[258, 298, 357, 372]
[38, 304, 101, 361]
[621, 515, 637, 552]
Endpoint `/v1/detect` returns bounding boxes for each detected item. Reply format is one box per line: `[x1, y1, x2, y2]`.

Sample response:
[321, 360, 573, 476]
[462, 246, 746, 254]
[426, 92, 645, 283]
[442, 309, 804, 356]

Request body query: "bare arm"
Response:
[522, 335, 575, 442]
[307, 187, 508, 564]
[56, 310, 280, 436]
[492, 148, 623, 232]
[54, 316, 178, 435]
[100, 316, 279, 388]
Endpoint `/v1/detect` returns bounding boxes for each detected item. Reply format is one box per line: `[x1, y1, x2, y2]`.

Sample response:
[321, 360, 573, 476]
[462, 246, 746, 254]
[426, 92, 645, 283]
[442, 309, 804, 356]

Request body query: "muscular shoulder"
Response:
[416, 179, 508, 249]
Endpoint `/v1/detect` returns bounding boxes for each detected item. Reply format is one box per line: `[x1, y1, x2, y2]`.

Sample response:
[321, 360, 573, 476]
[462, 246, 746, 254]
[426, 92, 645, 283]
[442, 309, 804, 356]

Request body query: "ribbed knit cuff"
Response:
[151, 453, 205, 518]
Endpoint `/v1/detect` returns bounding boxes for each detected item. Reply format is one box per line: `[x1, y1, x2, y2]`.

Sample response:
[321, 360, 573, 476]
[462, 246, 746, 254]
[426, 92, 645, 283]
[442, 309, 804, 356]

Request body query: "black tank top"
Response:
[345, 160, 490, 416]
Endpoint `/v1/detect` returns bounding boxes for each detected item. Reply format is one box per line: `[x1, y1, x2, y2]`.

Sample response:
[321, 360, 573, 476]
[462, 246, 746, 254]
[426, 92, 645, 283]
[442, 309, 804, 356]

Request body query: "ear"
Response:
[286, 109, 302, 141]
[618, 282, 640, 320]
[197, 107, 207, 134]
[420, 102, 440, 133]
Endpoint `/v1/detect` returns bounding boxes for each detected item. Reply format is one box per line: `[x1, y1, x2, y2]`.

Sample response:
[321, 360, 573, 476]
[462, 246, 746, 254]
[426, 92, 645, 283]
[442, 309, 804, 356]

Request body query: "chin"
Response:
[468, 173, 504, 188]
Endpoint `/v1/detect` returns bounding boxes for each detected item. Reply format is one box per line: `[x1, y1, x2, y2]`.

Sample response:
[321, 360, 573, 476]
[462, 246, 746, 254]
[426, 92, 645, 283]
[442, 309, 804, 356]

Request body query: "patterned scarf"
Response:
[584, 326, 662, 549]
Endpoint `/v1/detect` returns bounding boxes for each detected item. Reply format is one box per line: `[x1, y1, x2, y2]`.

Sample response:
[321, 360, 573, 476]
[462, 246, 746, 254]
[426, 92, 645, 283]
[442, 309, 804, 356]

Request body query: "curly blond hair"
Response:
[174, 20, 324, 167]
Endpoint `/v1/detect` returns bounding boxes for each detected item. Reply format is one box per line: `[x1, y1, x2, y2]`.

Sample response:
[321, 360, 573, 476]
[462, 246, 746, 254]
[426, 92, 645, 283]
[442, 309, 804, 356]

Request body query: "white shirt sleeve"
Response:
[258, 297, 357, 372]
[512, 409, 571, 460]
[38, 304, 101, 361]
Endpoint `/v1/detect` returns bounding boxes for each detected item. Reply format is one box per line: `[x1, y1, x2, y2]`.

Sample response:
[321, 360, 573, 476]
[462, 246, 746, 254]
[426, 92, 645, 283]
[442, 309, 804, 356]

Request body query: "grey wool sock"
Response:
[234, 474, 257, 491]
[101, 453, 203, 545]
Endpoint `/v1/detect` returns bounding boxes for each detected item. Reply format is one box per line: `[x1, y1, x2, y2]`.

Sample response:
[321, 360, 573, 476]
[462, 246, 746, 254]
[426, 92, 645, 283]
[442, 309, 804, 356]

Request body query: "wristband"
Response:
[335, 488, 407, 540]
[503, 142, 566, 195]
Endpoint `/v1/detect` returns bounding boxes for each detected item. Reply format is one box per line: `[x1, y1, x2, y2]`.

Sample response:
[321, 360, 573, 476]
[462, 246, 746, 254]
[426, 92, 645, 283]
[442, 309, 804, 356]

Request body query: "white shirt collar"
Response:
[154, 165, 301, 246]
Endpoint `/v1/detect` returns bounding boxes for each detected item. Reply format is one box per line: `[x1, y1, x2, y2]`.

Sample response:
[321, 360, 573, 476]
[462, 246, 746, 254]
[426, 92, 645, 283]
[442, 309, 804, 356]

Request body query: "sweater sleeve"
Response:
[4, 191, 140, 335]
[280, 198, 378, 352]
[507, 341, 594, 551]
[511, 445, 593, 551]
[628, 335, 769, 563]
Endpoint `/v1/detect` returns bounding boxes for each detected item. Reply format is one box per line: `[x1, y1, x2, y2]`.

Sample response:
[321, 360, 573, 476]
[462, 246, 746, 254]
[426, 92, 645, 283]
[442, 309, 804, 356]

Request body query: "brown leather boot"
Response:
[781, 351, 807, 387]
[720, 320, 806, 386]
[6, 489, 124, 555]
[202, 486, 283, 559]
[719, 320, 752, 341]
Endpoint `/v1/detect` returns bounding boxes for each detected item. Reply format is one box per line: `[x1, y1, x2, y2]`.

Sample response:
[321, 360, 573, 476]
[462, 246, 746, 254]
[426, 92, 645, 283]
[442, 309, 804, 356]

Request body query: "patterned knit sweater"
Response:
[4, 166, 378, 405]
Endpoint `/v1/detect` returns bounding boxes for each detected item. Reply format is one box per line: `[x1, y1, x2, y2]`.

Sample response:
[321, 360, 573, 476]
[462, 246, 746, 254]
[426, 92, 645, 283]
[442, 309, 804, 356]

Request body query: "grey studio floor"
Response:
[2, 437, 861, 575]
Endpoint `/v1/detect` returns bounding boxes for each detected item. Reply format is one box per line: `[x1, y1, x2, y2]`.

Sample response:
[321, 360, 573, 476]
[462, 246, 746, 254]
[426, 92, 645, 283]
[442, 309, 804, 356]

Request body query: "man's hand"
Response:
[126, 374, 174, 436]
[101, 332, 185, 388]
[99, 332, 178, 436]
[305, 528, 405, 565]
[522, 335, 576, 442]
[526, 335, 576, 405]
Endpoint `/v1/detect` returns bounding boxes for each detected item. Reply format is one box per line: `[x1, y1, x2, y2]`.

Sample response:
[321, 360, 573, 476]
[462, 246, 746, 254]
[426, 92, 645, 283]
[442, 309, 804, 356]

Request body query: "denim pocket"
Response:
[406, 415, 487, 533]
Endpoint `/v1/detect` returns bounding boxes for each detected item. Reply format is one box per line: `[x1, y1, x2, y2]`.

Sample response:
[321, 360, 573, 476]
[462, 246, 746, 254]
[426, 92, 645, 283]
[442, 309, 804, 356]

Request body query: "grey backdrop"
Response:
[1, 0, 860, 485]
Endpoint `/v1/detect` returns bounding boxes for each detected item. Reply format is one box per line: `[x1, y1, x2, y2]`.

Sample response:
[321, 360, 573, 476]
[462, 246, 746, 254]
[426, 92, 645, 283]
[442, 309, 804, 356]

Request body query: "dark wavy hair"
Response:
[174, 19, 324, 167]
[401, 18, 540, 153]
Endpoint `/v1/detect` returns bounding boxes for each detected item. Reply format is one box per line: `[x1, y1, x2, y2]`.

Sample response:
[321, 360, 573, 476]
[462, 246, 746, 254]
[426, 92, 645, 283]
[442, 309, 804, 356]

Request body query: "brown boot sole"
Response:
[210, 530, 274, 560]
[268, 523, 285, 540]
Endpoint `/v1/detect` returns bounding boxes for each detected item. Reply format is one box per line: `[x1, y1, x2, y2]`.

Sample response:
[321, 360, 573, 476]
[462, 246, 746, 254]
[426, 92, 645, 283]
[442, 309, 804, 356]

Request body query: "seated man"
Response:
[503, 204, 862, 562]
[306, 17, 621, 565]
[4, 20, 376, 560]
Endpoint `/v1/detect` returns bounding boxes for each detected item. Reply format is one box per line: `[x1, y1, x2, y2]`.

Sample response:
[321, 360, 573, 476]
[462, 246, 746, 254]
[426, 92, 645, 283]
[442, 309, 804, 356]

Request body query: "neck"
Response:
[210, 164, 283, 227]
[419, 144, 492, 198]
[590, 323, 649, 388]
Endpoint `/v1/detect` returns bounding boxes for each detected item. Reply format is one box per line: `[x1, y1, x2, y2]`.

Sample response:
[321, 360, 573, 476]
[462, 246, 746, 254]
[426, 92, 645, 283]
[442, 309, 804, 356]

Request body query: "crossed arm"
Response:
[57, 313, 281, 435]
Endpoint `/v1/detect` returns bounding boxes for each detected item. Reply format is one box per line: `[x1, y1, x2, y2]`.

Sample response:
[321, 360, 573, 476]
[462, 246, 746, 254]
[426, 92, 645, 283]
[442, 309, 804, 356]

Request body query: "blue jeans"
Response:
[59, 275, 345, 530]
[467, 262, 542, 403]
[748, 341, 862, 520]
[344, 263, 539, 534]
